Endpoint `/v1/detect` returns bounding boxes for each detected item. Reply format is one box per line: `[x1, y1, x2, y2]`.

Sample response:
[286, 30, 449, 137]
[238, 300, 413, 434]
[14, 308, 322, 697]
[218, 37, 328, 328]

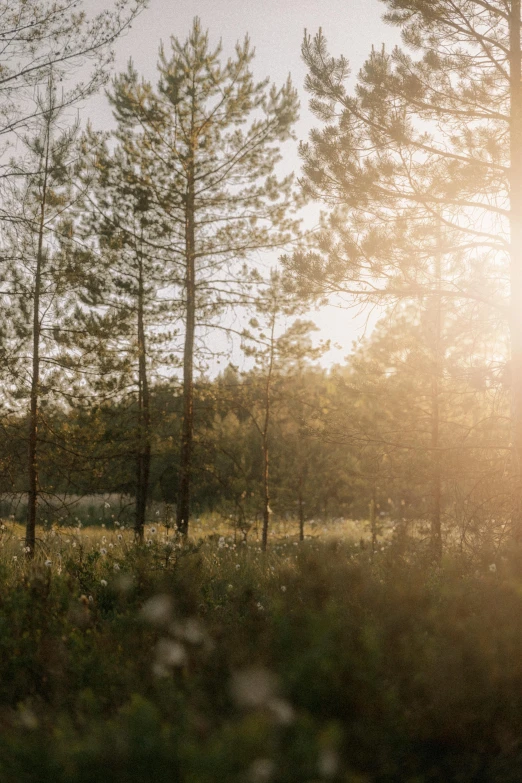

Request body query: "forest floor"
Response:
[0, 523, 519, 781]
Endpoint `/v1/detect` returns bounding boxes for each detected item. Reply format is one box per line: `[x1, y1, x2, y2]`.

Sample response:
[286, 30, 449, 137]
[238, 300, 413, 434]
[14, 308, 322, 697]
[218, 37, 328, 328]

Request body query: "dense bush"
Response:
[1, 540, 522, 781]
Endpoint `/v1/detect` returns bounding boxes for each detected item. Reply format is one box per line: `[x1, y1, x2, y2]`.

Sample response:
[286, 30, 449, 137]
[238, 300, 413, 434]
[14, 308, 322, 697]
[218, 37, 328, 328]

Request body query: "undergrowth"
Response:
[0, 536, 522, 781]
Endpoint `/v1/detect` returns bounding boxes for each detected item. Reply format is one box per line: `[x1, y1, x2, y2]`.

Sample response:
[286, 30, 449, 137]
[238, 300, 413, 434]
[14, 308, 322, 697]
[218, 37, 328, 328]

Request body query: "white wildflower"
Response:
[318, 749, 339, 778]
[153, 638, 186, 675]
[231, 668, 277, 709]
[248, 758, 275, 783]
[140, 594, 173, 626]
[268, 697, 294, 725]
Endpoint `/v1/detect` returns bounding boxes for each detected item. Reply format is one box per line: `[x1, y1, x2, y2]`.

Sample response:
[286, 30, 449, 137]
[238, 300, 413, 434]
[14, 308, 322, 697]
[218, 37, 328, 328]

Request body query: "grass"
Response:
[0, 521, 520, 781]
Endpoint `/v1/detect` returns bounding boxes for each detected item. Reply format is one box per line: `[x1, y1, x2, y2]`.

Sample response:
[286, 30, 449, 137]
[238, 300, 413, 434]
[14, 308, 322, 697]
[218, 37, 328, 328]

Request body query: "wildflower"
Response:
[153, 638, 186, 676]
[117, 534, 123, 541]
[147, 539, 152, 546]
[100, 579, 108, 587]
[318, 749, 339, 778]
[281, 585, 286, 593]
[140, 594, 173, 626]
[248, 758, 275, 783]
[231, 668, 277, 709]
[113, 563, 120, 572]
[100, 548, 107, 556]
[235, 564, 240, 570]
[88, 595, 94, 603]
[44, 560, 52, 567]
[176, 618, 206, 645]
[269, 697, 294, 725]
[150, 527, 157, 535]
[104, 502, 110, 509]
[109, 543, 114, 548]
[17, 707, 38, 730]
[24, 546, 30, 553]
[489, 563, 497, 573]
[218, 536, 226, 549]
[257, 602, 264, 611]
[227, 584, 233, 591]
[12, 556, 17, 562]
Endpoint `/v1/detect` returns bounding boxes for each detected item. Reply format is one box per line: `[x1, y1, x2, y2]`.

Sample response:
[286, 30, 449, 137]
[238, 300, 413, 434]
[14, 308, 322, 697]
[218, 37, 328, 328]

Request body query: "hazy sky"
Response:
[88, 0, 401, 367]
[91, 0, 399, 136]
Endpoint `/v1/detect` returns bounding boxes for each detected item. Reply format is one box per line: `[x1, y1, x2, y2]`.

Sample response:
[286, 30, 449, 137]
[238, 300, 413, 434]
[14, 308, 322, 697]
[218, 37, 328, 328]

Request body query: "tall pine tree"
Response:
[290, 1, 518, 535]
[106, 19, 300, 537]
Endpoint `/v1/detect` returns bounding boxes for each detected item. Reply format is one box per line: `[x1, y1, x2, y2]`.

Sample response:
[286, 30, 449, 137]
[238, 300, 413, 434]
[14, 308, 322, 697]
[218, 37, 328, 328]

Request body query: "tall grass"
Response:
[0, 529, 521, 781]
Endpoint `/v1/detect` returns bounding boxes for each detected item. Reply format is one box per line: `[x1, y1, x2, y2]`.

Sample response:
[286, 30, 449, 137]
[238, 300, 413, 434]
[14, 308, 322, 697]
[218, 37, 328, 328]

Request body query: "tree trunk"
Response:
[176, 152, 196, 538]
[135, 252, 150, 542]
[430, 220, 443, 562]
[261, 316, 276, 552]
[25, 124, 50, 558]
[261, 428, 270, 551]
[370, 488, 377, 555]
[298, 474, 305, 542]
[510, 0, 522, 539]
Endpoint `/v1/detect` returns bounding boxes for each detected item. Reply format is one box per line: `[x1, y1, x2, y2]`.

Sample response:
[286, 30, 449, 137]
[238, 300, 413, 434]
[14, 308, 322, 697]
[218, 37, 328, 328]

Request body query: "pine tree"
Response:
[289, 1, 518, 533]
[1, 77, 95, 555]
[240, 270, 328, 549]
[81, 136, 177, 542]
[0, 0, 145, 169]
[106, 18, 300, 537]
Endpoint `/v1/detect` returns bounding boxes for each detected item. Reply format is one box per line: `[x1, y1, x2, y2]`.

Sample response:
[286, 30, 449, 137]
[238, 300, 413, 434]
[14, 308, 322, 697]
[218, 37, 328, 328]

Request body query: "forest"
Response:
[3, 0, 522, 781]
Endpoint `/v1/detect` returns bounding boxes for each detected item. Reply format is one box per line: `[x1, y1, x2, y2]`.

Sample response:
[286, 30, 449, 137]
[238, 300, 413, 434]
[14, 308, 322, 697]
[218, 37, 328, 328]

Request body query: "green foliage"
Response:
[1, 541, 522, 780]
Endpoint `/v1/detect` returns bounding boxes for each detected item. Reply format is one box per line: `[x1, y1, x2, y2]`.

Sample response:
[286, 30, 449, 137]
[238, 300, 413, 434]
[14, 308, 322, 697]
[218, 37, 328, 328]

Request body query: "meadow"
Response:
[0, 518, 520, 782]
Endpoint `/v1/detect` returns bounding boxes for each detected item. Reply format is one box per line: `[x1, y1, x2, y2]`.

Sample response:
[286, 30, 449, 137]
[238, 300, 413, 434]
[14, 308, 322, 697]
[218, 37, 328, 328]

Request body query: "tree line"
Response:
[1, 1, 521, 560]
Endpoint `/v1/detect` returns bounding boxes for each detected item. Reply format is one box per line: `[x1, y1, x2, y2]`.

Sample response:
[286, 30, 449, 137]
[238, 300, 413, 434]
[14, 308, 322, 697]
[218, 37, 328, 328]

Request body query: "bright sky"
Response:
[87, 0, 400, 368]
